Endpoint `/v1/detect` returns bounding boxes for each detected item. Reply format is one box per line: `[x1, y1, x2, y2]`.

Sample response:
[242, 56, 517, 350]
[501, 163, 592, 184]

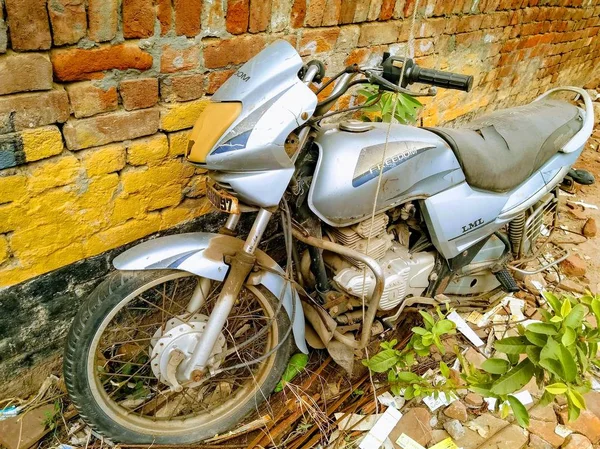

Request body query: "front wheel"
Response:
[64, 270, 292, 444]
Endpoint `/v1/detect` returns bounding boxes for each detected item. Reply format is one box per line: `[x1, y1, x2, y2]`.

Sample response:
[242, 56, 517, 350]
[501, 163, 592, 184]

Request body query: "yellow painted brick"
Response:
[160, 99, 209, 132]
[77, 174, 120, 229]
[24, 186, 79, 226]
[0, 174, 27, 204]
[27, 154, 81, 194]
[147, 184, 183, 210]
[21, 125, 64, 162]
[127, 133, 169, 166]
[80, 143, 126, 177]
[0, 235, 9, 264]
[160, 197, 213, 230]
[121, 160, 195, 195]
[111, 194, 150, 225]
[168, 129, 190, 157]
[0, 202, 24, 233]
[85, 214, 162, 257]
[183, 175, 207, 198]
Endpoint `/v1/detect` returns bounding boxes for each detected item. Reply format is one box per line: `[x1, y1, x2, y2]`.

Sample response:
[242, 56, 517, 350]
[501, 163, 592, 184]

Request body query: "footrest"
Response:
[494, 268, 520, 293]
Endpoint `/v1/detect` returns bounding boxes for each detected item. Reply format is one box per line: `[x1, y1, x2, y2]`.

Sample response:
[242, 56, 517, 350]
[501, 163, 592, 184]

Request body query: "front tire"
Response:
[64, 270, 292, 444]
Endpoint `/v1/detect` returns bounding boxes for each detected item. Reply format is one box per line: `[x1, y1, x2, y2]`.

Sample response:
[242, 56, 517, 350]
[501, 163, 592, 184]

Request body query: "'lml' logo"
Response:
[462, 218, 484, 233]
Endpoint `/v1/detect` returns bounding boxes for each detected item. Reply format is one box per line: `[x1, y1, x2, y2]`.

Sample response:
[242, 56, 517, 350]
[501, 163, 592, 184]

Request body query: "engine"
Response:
[325, 212, 435, 311]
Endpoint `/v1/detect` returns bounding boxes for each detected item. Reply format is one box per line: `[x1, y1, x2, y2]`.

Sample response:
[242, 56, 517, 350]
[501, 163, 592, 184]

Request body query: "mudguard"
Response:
[113, 232, 308, 353]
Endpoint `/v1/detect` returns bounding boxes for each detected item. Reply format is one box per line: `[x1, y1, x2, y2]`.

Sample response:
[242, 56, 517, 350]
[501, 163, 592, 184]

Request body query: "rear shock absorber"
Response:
[508, 212, 526, 258]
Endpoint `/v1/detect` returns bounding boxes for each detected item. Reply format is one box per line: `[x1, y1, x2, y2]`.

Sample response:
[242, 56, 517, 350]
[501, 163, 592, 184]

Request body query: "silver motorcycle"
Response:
[64, 40, 595, 443]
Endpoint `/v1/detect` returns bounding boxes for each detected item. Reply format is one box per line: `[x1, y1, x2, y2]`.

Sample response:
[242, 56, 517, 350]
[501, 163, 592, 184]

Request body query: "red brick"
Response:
[203, 35, 267, 69]
[340, 0, 357, 24]
[174, 0, 201, 36]
[160, 43, 200, 73]
[345, 47, 370, 65]
[290, 0, 306, 28]
[379, 0, 395, 20]
[419, 17, 446, 37]
[0, 90, 69, 130]
[120, 78, 158, 110]
[206, 0, 226, 30]
[455, 30, 484, 46]
[226, 0, 249, 34]
[157, 0, 172, 35]
[160, 74, 205, 102]
[299, 27, 340, 56]
[51, 44, 154, 82]
[0, 53, 53, 95]
[48, 0, 87, 45]
[305, 0, 325, 27]
[457, 15, 484, 33]
[123, 0, 155, 38]
[249, 0, 272, 32]
[66, 82, 118, 118]
[479, 0, 500, 12]
[322, 0, 341, 25]
[88, 0, 118, 42]
[207, 69, 235, 94]
[4, 0, 52, 50]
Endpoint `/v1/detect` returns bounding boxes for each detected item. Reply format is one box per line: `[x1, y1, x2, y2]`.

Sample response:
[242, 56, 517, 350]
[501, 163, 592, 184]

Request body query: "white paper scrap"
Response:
[359, 406, 402, 449]
[508, 298, 525, 321]
[485, 390, 533, 410]
[555, 424, 573, 438]
[423, 392, 458, 412]
[591, 376, 600, 391]
[396, 433, 426, 449]
[378, 392, 406, 410]
[448, 311, 485, 347]
[567, 200, 599, 210]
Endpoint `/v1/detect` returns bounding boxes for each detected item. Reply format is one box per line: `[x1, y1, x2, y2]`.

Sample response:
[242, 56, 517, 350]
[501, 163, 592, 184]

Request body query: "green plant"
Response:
[363, 291, 600, 428]
[43, 400, 62, 431]
[358, 84, 422, 124]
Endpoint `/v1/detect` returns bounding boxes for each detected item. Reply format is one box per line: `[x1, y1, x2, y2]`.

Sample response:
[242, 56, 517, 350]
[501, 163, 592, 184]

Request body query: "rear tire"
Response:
[64, 270, 292, 444]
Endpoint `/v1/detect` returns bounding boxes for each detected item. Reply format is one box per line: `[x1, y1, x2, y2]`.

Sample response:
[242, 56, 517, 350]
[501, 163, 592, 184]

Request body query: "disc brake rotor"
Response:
[150, 313, 227, 389]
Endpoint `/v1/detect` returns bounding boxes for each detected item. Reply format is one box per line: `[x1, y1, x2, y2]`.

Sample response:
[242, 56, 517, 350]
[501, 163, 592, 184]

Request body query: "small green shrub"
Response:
[358, 84, 422, 124]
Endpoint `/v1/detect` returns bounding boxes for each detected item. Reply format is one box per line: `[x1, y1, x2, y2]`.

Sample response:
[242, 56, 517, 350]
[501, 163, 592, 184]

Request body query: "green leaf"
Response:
[495, 336, 531, 354]
[538, 390, 555, 407]
[275, 353, 308, 392]
[363, 349, 398, 373]
[433, 319, 456, 335]
[562, 328, 577, 346]
[527, 323, 558, 335]
[507, 395, 530, 427]
[490, 359, 535, 395]
[507, 353, 520, 365]
[543, 291, 562, 314]
[419, 311, 435, 329]
[567, 388, 586, 409]
[558, 344, 578, 382]
[545, 383, 568, 394]
[439, 361, 450, 378]
[412, 327, 428, 336]
[525, 331, 549, 347]
[551, 316, 564, 323]
[561, 299, 572, 318]
[526, 346, 542, 364]
[539, 358, 565, 379]
[564, 304, 586, 329]
[591, 298, 600, 323]
[396, 371, 421, 382]
[468, 385, 494, 397]
[481, 358, 511, 374]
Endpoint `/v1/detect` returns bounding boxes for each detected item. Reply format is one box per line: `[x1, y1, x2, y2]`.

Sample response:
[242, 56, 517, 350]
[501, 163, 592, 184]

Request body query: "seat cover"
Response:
[428, 99, 583, 192]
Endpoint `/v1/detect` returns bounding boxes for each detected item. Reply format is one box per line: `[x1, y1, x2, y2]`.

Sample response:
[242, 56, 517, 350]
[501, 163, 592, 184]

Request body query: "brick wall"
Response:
[0, 0, 599, 291]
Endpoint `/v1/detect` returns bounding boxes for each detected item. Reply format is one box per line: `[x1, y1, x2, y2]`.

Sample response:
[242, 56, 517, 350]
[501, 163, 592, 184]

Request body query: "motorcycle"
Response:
[63, 40, 595, 443]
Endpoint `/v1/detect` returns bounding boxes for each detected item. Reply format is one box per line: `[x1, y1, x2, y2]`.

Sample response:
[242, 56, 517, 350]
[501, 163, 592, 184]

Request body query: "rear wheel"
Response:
[64, 270, 292, 444]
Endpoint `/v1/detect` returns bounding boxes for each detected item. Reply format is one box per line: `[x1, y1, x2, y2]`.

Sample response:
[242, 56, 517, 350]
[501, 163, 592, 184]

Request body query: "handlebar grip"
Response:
[408, 66, 473, 92]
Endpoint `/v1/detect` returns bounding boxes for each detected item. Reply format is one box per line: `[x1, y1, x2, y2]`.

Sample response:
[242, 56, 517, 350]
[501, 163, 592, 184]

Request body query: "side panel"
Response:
[112, 233, 308, 354]
[308, 123, 465, 227]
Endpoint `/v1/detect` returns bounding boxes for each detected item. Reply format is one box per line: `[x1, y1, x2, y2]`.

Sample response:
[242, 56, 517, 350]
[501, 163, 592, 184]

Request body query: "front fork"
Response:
[181, 208, 272, 381]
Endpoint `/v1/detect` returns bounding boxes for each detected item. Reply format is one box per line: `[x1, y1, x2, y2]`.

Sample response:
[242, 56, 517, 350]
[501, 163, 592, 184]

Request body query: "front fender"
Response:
[113, 232, 308, 353]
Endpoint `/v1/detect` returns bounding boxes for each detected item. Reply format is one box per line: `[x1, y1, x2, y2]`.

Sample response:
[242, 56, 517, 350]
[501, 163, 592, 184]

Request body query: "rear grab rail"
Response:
[534, 86, 594, 154]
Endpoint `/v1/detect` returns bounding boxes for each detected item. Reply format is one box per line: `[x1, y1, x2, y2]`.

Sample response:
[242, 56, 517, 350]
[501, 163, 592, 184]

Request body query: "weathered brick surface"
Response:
[63, 109, 160, 150]
[66, 82, 118, 118]
[120, 78, 159, 110]
[160, 74, 205, 102]
[5, 0, 52, 50]
[48, 0, 87, 45]
[51, 44, 154, 81]
[0, 0, 599, 393]
[0, 53, 53, 96]
[88, 0, 118, 42]
[123, 0, 155, 38]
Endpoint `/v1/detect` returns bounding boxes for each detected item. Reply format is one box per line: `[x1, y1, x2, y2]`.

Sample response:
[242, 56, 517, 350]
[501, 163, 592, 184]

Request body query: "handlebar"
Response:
[382, 55, 473, 92]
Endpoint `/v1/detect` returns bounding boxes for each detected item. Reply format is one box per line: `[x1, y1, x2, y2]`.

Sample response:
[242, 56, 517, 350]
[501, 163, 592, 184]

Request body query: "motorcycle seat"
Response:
[428, 99, 583, 192]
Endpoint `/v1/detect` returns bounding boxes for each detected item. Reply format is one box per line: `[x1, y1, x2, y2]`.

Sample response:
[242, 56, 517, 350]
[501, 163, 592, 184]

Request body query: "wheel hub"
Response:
[150, 314, 227, 388]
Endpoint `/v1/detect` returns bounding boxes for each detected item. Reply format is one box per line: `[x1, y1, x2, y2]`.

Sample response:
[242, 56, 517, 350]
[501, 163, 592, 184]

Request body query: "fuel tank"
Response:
[308, 122, 465, 227]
